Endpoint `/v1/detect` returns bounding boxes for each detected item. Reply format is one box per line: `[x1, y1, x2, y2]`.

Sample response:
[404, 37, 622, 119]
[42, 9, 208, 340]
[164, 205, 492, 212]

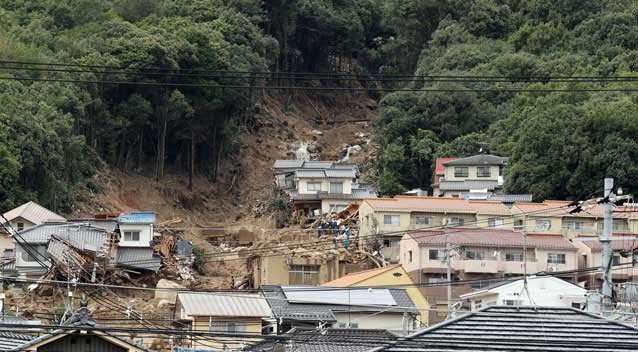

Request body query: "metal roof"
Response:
[1, 201, 65, 225]
[443, 154, 508, 166]
[116, 248, 162, 272]
[246, 328, 398, 352]
[289, 188, 377, 201]
[282, 286, 397, 306]
[294, 169, 356, 178]
[372, 306, 638, 352]
[117, 211, 156, 224]
[177, 292, 272, 317]
[263, 286, 418, 322]
[17, 223, 108, 251]
[67, 219, 118, 233]
[439, 179, 500, 191]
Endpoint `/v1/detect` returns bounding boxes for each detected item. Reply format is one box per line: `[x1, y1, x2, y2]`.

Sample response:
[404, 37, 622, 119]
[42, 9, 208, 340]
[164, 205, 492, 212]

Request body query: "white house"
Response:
[460, 276, 588, 311]
[116, 211, 156, 247]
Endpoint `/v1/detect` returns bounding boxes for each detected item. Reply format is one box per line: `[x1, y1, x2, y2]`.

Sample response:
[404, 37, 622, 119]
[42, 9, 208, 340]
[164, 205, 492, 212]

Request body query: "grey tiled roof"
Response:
[67, 219, 118, 233]
[0, 331, 33, 351]
[295, 169, 356, 178]
[374, 306, 638, 352]
[2, 201, 65, 225]
[262, 286, 418, 322]
[177, 292, 272, 317]
[289, 188, 376, 201]
[443, 154, 508, 166]
[116, 247, 162, 271]
[439, 179, 500, 191]
[462, 192, 533, 202]
[247, 328, 398, 352]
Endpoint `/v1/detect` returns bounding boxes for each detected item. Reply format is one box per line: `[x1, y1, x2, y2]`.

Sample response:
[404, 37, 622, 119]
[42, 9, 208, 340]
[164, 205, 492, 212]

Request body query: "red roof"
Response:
[577, 234, 638, 252]
[433, 157, 458, 185]
[407, 228, 577, 251]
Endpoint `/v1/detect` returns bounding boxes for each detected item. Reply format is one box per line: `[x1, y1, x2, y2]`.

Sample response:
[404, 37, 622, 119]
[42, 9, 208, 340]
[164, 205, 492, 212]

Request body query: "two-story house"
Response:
[175, 292, 274, 350]
[431, 154, 508, 198]
[115, 211, 161, 272]
[572, 234, 638, 290]
[262, 285, 420, 334]
[273, 160, 376, 216]
[0, 201, 66, 253]
[358, 197, 515, 262]
[400, 227, 578, 323]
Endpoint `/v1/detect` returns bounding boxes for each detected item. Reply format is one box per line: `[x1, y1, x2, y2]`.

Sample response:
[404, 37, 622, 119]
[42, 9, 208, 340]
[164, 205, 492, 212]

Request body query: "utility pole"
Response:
[601, 178, 615, 315]
[446, 233, 452, 320]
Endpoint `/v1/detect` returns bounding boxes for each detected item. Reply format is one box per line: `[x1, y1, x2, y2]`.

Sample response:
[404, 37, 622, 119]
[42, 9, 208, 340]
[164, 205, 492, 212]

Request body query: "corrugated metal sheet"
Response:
[282, 287, 397, 306]
[116, 248, 161, 271]
[1, 201, 65, 225]
[117, 211, 156, 224]
[177, 293, 272, 317]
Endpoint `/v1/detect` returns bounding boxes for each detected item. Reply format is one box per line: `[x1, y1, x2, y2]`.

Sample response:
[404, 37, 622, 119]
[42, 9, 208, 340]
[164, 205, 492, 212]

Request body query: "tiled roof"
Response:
[273, 160, 358, 173]
[576, 234, 638, 252]
[439, 179, 500, 191]
[443, 154, 508, 166]
[177, 292, 272, 317]
[372, 306, 638, 352]
[0, 331, 33, 351]
[11, 328, 154, 352]
[295, 169, 356, 178]
[116, 248, 162, 271]
[247, 328, 398, 352]
[17, 223, 108, 251]
[462, 193, 534, 202]
[322, 265, 402, 287]
[289, 188, 376, 201]
[408, 228, 578, 251]
[67, 219, 118, 233]
[434, 158, 457, 176]
[363, 197, 512, 215]
[2, 201, 65, 225]
[263, 286, 418, 322]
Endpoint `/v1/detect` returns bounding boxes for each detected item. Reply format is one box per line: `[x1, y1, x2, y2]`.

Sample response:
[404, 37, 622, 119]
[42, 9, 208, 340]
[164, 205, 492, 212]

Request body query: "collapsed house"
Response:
[273, 160, 376, 217]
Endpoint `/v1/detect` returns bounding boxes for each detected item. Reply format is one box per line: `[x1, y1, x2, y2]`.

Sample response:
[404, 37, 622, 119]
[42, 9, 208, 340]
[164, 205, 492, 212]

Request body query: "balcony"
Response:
[463, 260, 498, 273]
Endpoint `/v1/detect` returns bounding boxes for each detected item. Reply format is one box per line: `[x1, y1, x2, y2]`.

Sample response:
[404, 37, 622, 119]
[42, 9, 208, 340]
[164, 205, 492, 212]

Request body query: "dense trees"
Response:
[2, 0, 638, 212]
[376, 0, 638, 199]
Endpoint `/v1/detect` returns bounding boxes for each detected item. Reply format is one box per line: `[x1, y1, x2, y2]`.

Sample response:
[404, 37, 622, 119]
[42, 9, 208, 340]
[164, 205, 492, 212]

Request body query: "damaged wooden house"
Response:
[273, 160, 376, 217]
[11, 211, 162, 279]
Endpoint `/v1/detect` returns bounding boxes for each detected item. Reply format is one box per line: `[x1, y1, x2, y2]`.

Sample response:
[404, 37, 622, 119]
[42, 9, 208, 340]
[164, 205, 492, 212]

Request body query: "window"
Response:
[505, 252, 524, 262]
[465, 249, 483, 260]
[408, 250, 413, 263]
[612, 255, 621, 266]
[614, 220, 629, 232]
[429, 249, 445, 260]
[565, 220, 584, 230]
[349, 323, 359, 328]
[514, 219, 524, 230]
[535, 219, 551, 231]
[488, 218, 504, 228]
[454, 167, 469, 178]
[415, 215, 432, 225]
[307, 182, 321, 191]
[123, 231, 140, 242]
[329, 182, 343, 194]
[473, 299, 483, 309]
[383, 215, 400, 225]
[289, 265, 320, 285]
[210, 321, 247, 333]
[503, 299, 522, 306]
[329, 204, 347, 212]
[571, 302, 583, 309]
[477, 166, 491, 178]
[428, 275, 447, 283]
[16, 222, 24, 231]
[449, 217, 464, 226]
[547, 253, 566, 264]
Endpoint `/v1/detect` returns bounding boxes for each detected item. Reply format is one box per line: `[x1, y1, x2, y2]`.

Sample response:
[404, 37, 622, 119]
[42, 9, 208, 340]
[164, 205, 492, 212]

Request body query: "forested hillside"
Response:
[1, 0, 638, 213]
[376, 0, 638, 200]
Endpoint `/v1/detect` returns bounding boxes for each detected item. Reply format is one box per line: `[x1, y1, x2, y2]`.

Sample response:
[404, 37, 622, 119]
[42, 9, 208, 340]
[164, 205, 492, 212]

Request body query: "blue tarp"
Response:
[117, 211, 157, 224]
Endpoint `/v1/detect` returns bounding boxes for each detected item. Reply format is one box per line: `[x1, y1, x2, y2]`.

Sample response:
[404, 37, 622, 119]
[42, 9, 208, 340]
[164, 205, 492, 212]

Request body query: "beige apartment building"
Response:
[572, 234, 638, 289]
[400, 227, 579, 323]
[359, 197, 515, 262]
[431, 154, 507, 197]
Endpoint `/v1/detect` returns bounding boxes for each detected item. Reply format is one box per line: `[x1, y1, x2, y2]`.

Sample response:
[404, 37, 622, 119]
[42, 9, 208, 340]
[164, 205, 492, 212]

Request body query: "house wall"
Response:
[190, 316, 264, 351]
[0, 233, 14, 252]
[333, 312, 417, 332]
[350, 267, 431, 327]
[253, 255, 342, 287]
[118, 224, 153, 247]
[465, 278, 587, 311]
[7, 217, 36, 233]
[443, 165, 500, 182]
[297, 178, 353, 195]
[15, 243, 49, 275]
